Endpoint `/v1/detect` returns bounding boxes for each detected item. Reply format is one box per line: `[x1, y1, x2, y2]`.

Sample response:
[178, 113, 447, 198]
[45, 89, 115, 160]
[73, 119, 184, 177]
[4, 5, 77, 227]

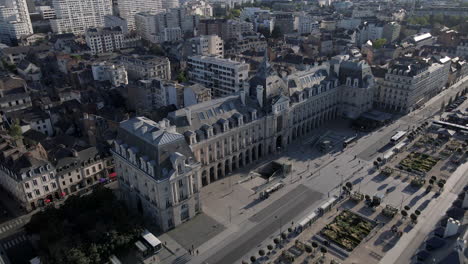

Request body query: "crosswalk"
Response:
[0, 218, 24, 235]
[171, 253, 191, 264]
[1, 234, 29, 250]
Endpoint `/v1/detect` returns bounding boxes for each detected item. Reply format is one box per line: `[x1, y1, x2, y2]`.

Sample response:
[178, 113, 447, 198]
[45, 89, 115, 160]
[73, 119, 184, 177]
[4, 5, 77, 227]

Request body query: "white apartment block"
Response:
[135, 8, 199, 43]
[92, 61, 128, 87]
[187, 55, 250, 97]
[50, 0, 112, 34]
[36, 6, 56, 20]
[85, 27, 134, 55]
[375, 58, 451, 113]
[120, 54, 171, 81]
[0, 0, 33, 45]
[117, 0, 162, 30]
[188, 35, 223, 57]
[184, 0, 213, 17]
[113, 117, 201, 231]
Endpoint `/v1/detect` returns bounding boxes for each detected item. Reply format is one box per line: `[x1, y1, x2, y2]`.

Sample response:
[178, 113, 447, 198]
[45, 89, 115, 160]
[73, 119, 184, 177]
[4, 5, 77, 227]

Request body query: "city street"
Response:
[181, 76, 468, 264]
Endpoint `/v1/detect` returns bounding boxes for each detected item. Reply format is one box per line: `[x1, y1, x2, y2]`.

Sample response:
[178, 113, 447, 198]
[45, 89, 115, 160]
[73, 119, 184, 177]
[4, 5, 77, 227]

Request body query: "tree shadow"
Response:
[382, 235, 401, 252]
[372, 174, 387, 183]
[373, 230, 393, 246]
[402, 184, 419, 194]
[407, 194, 423, 207]
[416, 200, 431, 212]
[358, 206, 375, 217]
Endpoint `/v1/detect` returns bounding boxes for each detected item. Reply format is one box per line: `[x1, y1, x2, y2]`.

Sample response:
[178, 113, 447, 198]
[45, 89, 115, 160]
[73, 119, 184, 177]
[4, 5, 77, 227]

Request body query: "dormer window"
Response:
[223, 123, 229, 132]
[190, 134, 197, 144]
[353, 79, 359, 87]
[177, 164, 183, 174]
[251, 110, 257, 120]
[238, 115, 243, 126]
[346, 77, 351, 86]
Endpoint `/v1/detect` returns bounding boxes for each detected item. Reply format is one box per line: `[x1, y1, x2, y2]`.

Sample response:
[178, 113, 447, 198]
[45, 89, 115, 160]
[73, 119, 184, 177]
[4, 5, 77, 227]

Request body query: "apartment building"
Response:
[188, 35, 223, 57]
[91, 61, 128, 87]
[120, 54, 171, 81]
[117, 0, 162, 30]
[0, 0, 33, 45]
[456, 39, 468, 59]
[85, 27, 125, 55]
[374, 57, 451, 113]
[104, 15, 129, 34]
[36, 6, 56, 20]
[0, 137, 58, 211]
[112, 117, 201, 231]
[127, 79, 168, 113]
[187, 55, 250, 97]
[222, 19, 253, 40]
[134, 8, 199, 43]
[273, 12, 298, 34]
[50, 0, 112, 34]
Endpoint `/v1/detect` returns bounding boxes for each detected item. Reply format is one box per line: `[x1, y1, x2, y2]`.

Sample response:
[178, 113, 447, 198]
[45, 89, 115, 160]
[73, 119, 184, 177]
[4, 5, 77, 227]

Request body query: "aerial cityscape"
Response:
[0, 0, 468, 263]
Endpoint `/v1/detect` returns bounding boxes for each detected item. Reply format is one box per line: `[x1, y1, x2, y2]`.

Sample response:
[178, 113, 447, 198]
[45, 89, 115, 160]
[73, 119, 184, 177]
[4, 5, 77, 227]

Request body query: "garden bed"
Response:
[320, 210, 377, 252]
[399, 152, 440, 174]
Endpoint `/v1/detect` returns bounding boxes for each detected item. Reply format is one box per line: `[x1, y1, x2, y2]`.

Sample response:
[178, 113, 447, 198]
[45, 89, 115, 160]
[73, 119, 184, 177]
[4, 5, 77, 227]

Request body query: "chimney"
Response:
[184, 108, 192, 125]
[256, 85, 264, 107]
[240, 90, 245, 105]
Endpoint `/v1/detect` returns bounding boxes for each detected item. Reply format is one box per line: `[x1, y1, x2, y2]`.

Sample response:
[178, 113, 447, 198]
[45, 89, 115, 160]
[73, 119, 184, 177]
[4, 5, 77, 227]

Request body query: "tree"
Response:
[410, 213, 418, 224]
[176, 71, 188, 83]
[250, 256, 256, 263]
[259, 249, 265, 257]
[429, 179, 434, 185]
[67, 248, 91, 264]
[320, 247, 328, 257]
[415, 210, 421, 216]
[373, 38, 387, 49]
[404, 205, 411, 211]
[149, 45, 165, 56]
[373, 161, 379, 168]
[305, 244, 312, 253]
[271, 26, 282, 39]
[377, 157, 382, 162]
[345, 182, 353, 190]
[365, 195, 371, 202]
[267, 244, 273, 251]
[273, 238, 279, 245]
[401, 210, 408, 219]
[437, 182, 445, 191]
[8, 119, 22, 140]
[281, 232, 287, 240]
[311, 241, 318, 252]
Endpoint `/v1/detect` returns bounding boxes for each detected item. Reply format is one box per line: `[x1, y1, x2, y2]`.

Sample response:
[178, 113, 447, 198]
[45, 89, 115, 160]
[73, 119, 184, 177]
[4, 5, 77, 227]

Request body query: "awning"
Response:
[109, 172, 117, 178]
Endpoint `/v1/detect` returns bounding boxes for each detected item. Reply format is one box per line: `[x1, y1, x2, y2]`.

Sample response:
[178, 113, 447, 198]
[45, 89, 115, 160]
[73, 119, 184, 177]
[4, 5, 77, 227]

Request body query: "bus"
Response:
[343, 136, 357, 148]
[390, 131, 407, 144]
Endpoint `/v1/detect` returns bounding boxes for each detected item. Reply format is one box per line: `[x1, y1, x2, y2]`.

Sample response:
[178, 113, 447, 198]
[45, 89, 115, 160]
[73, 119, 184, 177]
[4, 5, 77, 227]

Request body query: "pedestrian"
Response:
[189, 249, 192, 255]
[196, 249, 199, 255]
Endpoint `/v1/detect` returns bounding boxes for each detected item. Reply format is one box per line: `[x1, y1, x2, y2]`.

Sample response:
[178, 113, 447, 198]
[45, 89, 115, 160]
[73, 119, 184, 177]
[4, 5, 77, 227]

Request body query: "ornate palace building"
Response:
[112, 54, 375, 230]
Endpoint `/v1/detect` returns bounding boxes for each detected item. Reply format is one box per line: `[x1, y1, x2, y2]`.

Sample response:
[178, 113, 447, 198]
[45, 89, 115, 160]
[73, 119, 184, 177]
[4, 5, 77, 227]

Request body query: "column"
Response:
[172, 182, 178, 204]
[187, 176, 192, 195]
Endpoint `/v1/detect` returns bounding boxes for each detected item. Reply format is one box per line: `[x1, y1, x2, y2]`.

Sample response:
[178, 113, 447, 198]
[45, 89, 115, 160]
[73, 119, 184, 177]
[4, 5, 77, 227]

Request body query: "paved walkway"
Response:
[380, 161, 468, 264]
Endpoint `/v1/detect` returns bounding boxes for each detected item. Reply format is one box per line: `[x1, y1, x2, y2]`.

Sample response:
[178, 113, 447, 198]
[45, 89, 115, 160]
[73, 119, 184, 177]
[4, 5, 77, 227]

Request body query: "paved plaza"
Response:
[158, 77, 468, 264]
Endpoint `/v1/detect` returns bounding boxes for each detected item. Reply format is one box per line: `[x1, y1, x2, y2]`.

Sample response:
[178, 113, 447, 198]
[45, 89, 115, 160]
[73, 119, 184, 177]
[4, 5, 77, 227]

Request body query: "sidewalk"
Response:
[380, 161, 468, 264]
